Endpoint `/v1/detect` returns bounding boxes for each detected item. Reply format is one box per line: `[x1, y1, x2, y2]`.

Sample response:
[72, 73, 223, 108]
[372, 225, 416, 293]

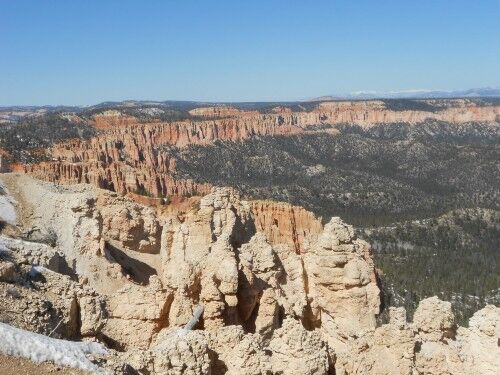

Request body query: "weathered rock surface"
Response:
[458, 305, 500, 375]
[0, 173, 498, 374]
[250, 200, 323, 254]
[268, 318, 334, 375]
[0, 173, 162, 295]
[0, 260, 18, 282]
[304, 217, 380, 342]
[150, 329, 212, 374]
[337, 297, 500, 375]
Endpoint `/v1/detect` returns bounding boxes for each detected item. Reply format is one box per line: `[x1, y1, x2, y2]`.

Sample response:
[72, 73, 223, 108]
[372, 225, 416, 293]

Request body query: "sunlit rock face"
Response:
[0, 173, 499, 374]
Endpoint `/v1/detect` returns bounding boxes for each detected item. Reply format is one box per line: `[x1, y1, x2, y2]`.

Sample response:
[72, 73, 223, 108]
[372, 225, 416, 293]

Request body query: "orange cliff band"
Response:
[8, 100, 500, 202]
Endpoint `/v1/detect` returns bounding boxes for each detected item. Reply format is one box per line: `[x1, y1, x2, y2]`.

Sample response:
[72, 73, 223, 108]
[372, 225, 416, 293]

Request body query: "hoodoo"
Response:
[0, 174, 498, 374]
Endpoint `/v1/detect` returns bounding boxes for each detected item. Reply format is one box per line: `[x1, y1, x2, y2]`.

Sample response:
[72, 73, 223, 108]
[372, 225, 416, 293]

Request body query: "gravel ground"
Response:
[0, 355, 89, 375]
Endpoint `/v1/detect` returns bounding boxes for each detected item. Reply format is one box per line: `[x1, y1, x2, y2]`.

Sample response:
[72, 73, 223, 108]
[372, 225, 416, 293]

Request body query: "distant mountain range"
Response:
[1, 88, 500, 113]
[311, 87, 500, 101]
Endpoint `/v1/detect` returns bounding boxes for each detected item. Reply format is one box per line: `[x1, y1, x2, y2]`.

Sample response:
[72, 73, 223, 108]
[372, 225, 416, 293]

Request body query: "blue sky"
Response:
[1, 0, 499, 105]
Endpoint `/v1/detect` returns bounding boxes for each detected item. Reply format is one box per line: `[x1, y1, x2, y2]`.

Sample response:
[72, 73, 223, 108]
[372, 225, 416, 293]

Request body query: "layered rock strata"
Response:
[11, 99, 500, 200]
[250, 200, 323, 254]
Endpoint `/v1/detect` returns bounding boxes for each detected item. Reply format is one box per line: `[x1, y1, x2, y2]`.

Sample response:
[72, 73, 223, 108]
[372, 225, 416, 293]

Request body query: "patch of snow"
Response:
[0, 181, 17, 224]
[138, 107, 164, 116]
[0, 234, 53, 254]
[28, 265, 46, 278]
[0, 322, 108, 373]
[0, 236, 8, 253]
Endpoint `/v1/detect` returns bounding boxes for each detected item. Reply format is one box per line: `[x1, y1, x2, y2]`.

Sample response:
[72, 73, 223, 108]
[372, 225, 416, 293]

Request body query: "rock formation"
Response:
[337, 297, 500, 375]
[3, 99, 498, 202]
[250, 200, 323, 253]
[0, 173, 498, 374]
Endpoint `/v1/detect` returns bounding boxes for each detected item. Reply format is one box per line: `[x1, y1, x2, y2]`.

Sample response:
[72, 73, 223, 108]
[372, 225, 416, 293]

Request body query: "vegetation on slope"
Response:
[0, 114, 96, 163]
[173, 121, 500, 226]
[365, 208, 499, 325]
[171, 121, 500, 322]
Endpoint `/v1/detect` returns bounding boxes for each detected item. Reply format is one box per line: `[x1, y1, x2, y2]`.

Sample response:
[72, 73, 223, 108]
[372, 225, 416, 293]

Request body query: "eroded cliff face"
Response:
[336, 299, 500, 375]
[1, 174, 498, 374]
[10, 99, 500, 200]
[160, 189, 379, 341]
[0, 174, 376, 372]
[250, 200, 323, 254]
[314, 99, 500, 124]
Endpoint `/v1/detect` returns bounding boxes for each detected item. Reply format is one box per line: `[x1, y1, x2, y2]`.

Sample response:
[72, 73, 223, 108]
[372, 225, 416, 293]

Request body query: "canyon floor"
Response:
[0, 355, 86, 375]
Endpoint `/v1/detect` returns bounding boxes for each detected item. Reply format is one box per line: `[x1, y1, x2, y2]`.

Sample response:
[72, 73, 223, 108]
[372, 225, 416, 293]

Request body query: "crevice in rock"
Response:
[155, 293, 174, 332]
[188, 273, 202, 302]
[100, 179, 115, 192]
[104, 242, 157, 285]
[47, 253, 79, 281]
[208, 348, 228, 375]
[67, 295, 81, 340]
[277, 304, 285, 329]
[242, 295, 261, 334]
[99, 333, 126, 352]
[327, 350, 336, 375]
[374, 269, 387, 327]
[229, 205, 256, 249]
[300, 257, 321, 330]
[223, 302, 240, 326]
[302, 303, 321, 331]
[414, 340, 422, 354]
[73, 297, 82, 340]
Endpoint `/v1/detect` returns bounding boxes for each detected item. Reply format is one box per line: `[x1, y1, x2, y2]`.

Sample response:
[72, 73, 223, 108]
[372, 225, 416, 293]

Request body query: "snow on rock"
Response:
[0, 322, 108, 373]
[0, 181, 16, 225]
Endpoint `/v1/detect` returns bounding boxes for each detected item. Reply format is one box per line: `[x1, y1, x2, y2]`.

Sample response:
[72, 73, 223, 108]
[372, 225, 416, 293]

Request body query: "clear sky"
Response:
[1, 0, 499, 105]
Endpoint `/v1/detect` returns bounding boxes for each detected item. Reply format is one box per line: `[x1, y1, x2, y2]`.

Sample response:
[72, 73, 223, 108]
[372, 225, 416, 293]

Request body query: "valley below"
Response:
[169, 120, 500, 325]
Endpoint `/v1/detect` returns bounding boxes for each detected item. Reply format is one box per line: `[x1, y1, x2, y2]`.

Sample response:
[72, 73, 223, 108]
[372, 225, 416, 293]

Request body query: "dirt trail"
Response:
[0, 355, 88, 375]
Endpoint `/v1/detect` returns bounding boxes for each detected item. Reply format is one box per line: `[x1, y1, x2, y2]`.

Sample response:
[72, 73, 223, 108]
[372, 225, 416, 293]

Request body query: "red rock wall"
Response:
[19, 100, 500, 200]
[250, 200, 323, 253]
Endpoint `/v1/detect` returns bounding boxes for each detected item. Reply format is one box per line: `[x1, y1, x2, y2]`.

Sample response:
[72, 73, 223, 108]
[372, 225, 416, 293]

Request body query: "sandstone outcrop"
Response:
[250, 200, 323, 253]
[188, 106, 257, 119]
[458, 305, 500, 375]
[150, 329, 212, 374]
[0, 173, 165, 295]
[0, 174, 375, 372]
[102, 275, 172, 349]
[0, 173, 498, 374]
[337, 297, 500, 375]
[268, 318, 335, 374]
[158, 186, 379, 342]
[304, 217, 380, 343]
[0, 236, 104, 340]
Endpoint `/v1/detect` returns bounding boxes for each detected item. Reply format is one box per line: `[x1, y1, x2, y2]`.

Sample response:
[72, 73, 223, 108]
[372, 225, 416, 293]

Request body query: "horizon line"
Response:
[1, 87, 500, 108]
